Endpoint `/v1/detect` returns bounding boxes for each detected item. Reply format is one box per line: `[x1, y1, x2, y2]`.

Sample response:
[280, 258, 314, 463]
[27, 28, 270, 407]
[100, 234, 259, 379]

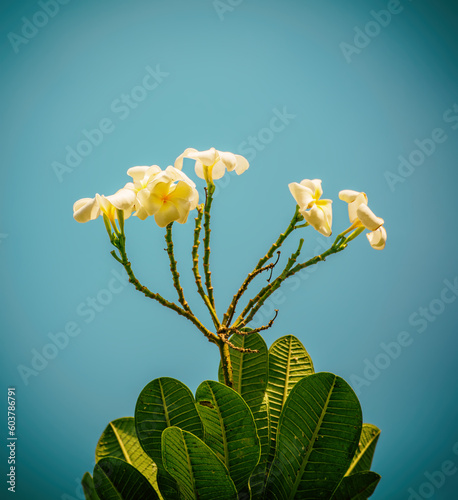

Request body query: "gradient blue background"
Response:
[1, 0, 458, 498]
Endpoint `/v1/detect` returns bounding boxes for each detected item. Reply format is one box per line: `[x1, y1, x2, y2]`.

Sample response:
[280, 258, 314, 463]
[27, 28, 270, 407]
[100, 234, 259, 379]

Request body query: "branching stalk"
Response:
[192, 205, 220, 329]
[203, 183, 216, 310]
[110, 224, 218, 345]
[165, 223, 192, 314]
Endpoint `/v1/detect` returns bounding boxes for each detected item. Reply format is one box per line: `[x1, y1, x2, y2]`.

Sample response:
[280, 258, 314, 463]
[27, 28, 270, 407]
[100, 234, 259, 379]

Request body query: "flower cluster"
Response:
[339, 190, 387, 250]
[73, 147, 247, 228]
[73, 147, 386, 250]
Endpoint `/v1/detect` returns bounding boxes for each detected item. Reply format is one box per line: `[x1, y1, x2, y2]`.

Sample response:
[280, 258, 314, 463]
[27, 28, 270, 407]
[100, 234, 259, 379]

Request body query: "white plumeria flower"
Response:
[339, 190, 387, 250]
[73, 188, 136, 224]
[288, 179, 332, 237]
[134, 166, 199, 227]
[174, 147, 249, 182]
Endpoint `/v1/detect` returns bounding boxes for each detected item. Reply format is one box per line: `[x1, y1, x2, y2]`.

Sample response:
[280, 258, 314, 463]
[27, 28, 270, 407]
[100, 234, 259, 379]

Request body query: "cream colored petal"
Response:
[170, 180, 193, 200]
[288, 182, 314, 210]
[348, 193, 368, 224]
[106, 188, 137, 210]
[188, 147, 218, 166]
[73, 197, 100, 223]
[299, 179, 322, 199]
[317, 199, 333, 232]
[154, 201, 180, 227]
[174, 148, 198, 170]
[234, 154, 249, 175]
[339, 189, 365, 203]
[356, 204, 384, 231]
[163, 166, 196, 187]
[210, 160, 227, 180]
[134, 206, 150, 220]
[194, 161, 205, 179]
[190, 188, 199, 210]
[218, 151, 237, 171]
[367, 226, 387, 250]
[173, 197, 192, 224]
[302, 204, 332, 237]
[137, 188, 163, 215]
[127, 166, 152, 182]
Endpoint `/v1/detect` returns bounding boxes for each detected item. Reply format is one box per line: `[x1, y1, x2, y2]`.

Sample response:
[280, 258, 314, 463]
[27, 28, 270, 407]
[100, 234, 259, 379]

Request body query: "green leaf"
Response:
[195, 380, 260, 492]
[265, 372, 362, 500]
[346, 424, 381, 476]
[135, 377, 203, 468]
[266, 335, 314, 462]
[93, 457, 160, 500]
[218, 332, 270, 483]
[331, 471, 381, 499]
[82, 472, 101, 500]
[162, 427, 238, 500]
[135, 377, 204, 500]
[95, 417, 159, 494]
[247, 393, 270, 500]
[219, 332, 269, 400]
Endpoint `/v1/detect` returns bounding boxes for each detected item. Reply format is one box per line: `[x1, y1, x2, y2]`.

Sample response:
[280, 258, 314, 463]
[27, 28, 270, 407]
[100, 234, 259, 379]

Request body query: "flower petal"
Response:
[300, 179, 322, 199]
[162, 166, 196, 187]
[348, 193, 368, 225]
[188, 147, 218, 166]
[302, 203, 332, 237]
[134, 206, 150, 220]
[174, 148, 198, 170]
[106, 188, 137, 211]
[194, 161, 205, 179]
[73, 197, 100, 223]
[339, 189, 361, 203]
[234, 154, 249, 175]
[154, 201, 180, 227]
[210, 160, 226, 180]
[137, 187, 165, 215]
[367, 226, 387, 250]
[288, 182, 314, 210]
[356, 204, 384, 231]
[127, 166, 160, 182]
[218, 151, 237, 171]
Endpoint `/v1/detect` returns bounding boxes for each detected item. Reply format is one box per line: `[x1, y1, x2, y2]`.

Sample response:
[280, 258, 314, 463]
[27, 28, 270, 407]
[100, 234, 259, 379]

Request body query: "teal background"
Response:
[1, 0, 458, 498]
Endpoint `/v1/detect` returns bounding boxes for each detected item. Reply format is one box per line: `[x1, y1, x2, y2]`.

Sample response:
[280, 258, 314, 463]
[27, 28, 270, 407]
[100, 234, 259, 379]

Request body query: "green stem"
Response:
[218, 340, 233, 388]
[113, 230, 218, 344]
[192, 205, 220, 329]
[236, 239, 305, 327]
[165, 223, 192, 314]
[254, 205, 304, 271]
[223, 206, 304, 327]
[203, 183, 217, 311]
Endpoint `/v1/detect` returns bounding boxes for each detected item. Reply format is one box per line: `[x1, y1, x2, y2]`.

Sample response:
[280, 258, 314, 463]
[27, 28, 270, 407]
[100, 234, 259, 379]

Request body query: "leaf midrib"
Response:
[345, 429, 379, 476]
[110, 422, 133, 465]
[281, 336, 293, 407]
[289, 375, 337, 500]
[209, 383, 230, 470]
[159, 380, 171, 427]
